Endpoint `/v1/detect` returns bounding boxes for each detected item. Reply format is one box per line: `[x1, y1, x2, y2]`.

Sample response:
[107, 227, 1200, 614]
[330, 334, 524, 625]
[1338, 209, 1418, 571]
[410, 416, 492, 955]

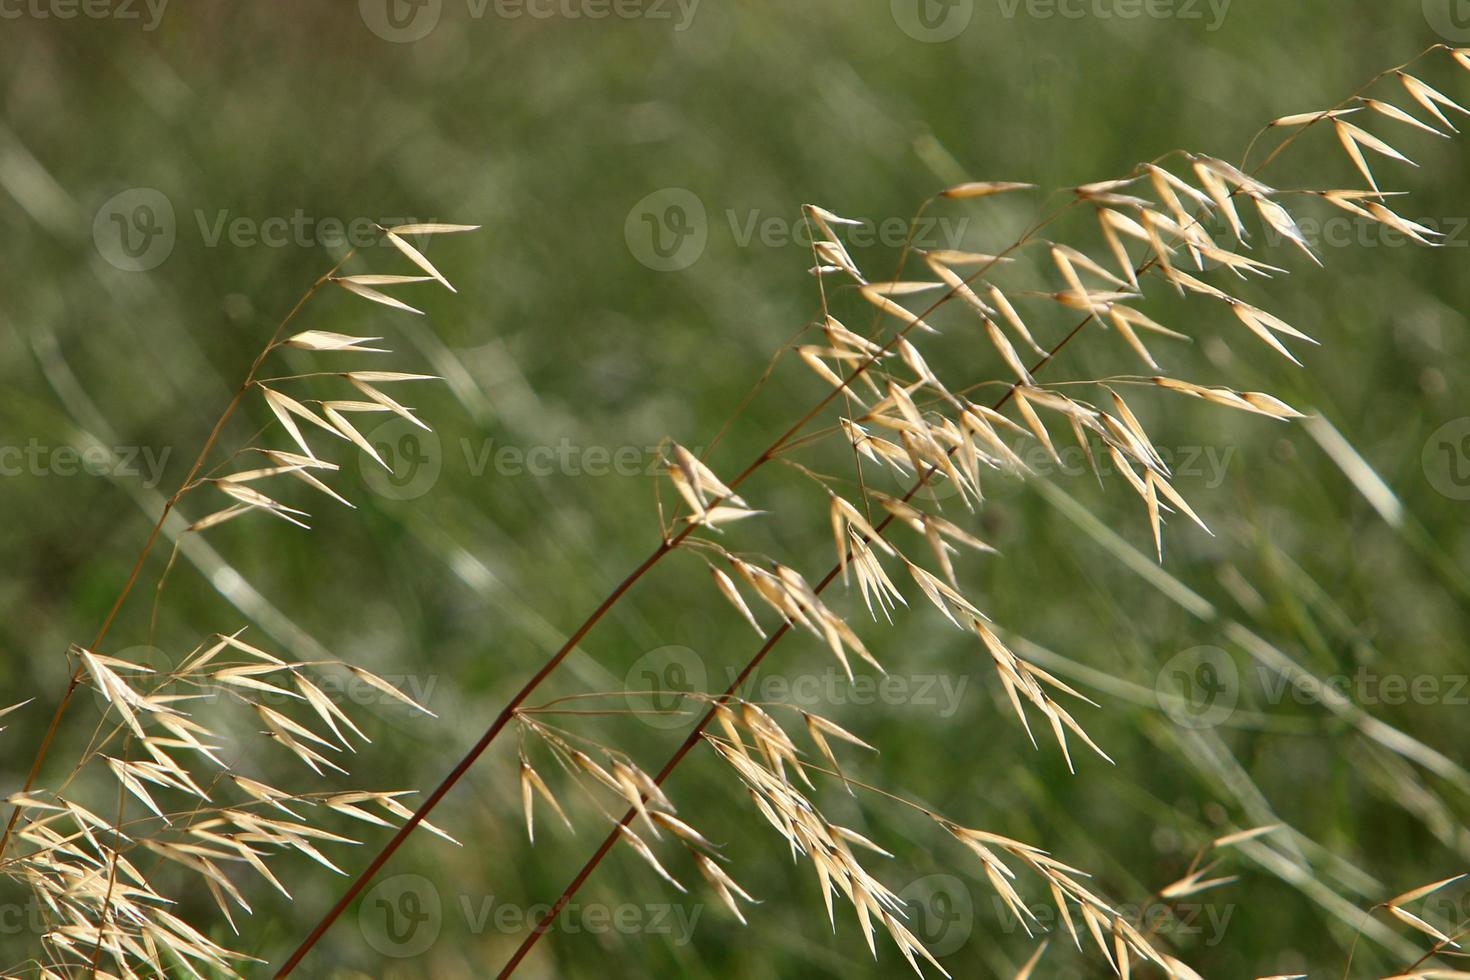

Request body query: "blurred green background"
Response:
[2, 1, 1470, 977]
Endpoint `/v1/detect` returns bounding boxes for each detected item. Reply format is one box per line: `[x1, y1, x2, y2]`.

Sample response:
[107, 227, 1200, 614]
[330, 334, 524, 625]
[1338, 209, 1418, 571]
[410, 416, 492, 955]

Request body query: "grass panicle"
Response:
[8, 42, 1470, 980]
